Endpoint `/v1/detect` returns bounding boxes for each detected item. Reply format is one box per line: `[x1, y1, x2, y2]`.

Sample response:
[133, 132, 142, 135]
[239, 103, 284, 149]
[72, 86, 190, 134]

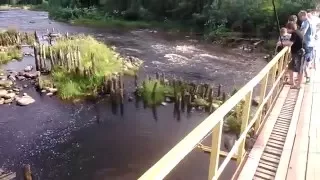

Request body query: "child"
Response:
[276, 27, 291, 53]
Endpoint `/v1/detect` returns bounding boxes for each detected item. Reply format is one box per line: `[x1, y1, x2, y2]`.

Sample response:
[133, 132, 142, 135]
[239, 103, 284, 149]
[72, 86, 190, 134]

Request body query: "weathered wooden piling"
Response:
[134, 73, 138, 88]
[49, 46, 54, 70]
[217, 84, 222, 97]
[151, 81, 158, 104]
[33, 44, 40, 71]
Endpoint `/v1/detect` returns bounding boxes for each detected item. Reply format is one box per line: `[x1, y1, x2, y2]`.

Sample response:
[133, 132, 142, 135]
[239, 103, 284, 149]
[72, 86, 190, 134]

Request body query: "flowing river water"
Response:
[0, 10, 268, 180]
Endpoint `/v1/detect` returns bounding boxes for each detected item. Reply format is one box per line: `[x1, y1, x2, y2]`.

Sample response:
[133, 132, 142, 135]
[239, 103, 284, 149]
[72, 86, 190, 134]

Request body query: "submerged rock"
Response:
[24, 65, 33, 72]
[16, 94, 35, 106]
[23, 71, 39, 79]
[161, 102, 167, 106]
[16, 76, 26, 81]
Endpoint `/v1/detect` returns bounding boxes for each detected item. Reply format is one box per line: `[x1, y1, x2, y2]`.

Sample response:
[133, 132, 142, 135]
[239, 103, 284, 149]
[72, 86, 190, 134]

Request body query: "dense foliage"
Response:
[0, 0, 318, 36]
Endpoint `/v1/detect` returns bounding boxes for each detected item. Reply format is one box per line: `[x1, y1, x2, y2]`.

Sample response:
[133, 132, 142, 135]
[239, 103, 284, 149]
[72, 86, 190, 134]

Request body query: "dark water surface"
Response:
[0, 10, 267, 180]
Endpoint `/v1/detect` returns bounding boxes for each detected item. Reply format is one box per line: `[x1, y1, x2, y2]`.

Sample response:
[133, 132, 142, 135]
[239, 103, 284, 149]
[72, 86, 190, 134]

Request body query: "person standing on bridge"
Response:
[282, 22, 304, 89]
[298, 10, 315, 83]
[307, 10, 320, 70]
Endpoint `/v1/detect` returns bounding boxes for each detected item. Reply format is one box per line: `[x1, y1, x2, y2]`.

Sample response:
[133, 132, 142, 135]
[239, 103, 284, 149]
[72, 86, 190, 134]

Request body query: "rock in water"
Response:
[0, 89, 8, 97]
[24, 65, 33, 72]
[16, 95, 35, 106]
[16, 76, 26, 81]
[4, 92, 16, 99]
[252, 96, 260, 106]
[224, 134, 236, 151]
[4, 98, 13, 104]
[0, 98, 4, 105]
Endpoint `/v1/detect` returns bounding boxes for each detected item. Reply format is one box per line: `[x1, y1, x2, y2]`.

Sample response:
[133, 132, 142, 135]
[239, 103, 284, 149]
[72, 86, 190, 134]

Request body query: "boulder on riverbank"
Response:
[15, 94, 35, 106]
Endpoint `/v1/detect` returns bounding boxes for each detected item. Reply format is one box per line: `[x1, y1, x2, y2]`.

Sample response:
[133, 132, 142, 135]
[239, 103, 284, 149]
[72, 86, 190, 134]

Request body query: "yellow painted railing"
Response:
[139, 47, 291, 180]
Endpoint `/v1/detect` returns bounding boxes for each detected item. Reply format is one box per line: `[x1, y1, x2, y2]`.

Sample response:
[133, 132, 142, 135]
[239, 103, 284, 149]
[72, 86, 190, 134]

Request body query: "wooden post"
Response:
[42, 44, 47, 71]
[77, 47, 81, 73]
[267, 65, 277, 108]
[59, 49, 63, 66]
[33, 44, 39, 71]
[217, 84, 222, 97]
[39, 45, 43, 71]
[208, 120, 223, 180]
[236, 91, 253, 165]
[151, 81, 158, 104]
[49, 46, 54, 70]
[91, 53, 95, 74]
[254, 73, 269, 134]
[34, 31, 39, 44]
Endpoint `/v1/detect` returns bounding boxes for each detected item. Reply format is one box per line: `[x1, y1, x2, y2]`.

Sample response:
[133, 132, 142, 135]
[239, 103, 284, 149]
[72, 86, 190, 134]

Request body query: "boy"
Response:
[276, 27, 291, 53]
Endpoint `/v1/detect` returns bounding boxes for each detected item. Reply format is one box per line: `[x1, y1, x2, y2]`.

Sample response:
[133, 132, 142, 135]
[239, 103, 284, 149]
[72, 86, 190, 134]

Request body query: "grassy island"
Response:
[39, 35, 142, 100]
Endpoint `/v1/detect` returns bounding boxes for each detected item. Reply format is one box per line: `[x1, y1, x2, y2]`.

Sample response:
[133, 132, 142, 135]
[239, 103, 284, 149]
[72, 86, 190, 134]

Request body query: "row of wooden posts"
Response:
[141, 72, 225, 113]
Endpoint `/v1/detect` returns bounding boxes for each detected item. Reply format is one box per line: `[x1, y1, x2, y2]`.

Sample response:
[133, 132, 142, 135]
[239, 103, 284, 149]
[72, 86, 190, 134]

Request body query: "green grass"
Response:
[0, 47, 22, 64]
[137, 80, 174, 106]
[47, 35, 142, 100]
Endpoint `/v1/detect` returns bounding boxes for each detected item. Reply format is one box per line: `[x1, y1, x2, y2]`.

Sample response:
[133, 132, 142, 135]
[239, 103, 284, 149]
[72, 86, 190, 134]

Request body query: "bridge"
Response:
[138, 47, 320, 180]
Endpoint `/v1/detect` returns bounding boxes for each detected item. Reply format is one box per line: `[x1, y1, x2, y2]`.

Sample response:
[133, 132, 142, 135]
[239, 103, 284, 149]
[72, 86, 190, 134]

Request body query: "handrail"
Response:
[139, 47, 290, 180]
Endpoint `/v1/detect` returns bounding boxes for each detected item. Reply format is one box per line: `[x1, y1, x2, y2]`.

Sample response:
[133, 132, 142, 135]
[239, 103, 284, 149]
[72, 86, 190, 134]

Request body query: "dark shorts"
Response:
[288, 53, 304, 73]
[304, 46, 314, 62]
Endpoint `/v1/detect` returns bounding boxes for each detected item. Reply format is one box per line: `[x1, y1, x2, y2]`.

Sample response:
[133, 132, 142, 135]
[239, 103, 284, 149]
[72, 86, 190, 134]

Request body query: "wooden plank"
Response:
[208, 120, 223, 180]
[263, 153, 280, 161]
[267, 143, 283, 150]
[269, 135, 286, 142]
[272, 128, 288, 134]
[259, 162, 278, 172]
[261, 154, 280, 163]
[0, 172, 16, 180]
[273, 126, 289, 133]
[257, 167, 276, 176]
[265, 146, 282, 156]
[275, 85, 305, 180]
[271, 131, 287, 137]
[274, 124, 290, 129]
[255, 171, 275, 180]
[286, 71, 313, 180]
[237, 86, 290, 180]
[306, 82, 320, 180]
[260, 159, 279, 168]
[253, 176, 268, 180]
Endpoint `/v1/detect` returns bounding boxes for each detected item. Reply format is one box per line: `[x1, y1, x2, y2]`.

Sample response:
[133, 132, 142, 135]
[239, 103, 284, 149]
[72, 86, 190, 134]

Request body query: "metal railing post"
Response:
[237, 91, 253, 165]
[254, 73, 269, 134]
[208, 120, 223, 180]
[267, 64, 277, 108]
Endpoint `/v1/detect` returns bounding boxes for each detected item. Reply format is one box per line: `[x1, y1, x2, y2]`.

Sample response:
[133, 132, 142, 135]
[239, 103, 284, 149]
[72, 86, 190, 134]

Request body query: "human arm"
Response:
[300, 21, 309, 36]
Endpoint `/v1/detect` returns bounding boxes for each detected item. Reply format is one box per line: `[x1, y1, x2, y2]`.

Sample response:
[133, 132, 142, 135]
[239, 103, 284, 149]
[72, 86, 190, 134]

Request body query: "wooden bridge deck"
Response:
[238, 69, 320, 180]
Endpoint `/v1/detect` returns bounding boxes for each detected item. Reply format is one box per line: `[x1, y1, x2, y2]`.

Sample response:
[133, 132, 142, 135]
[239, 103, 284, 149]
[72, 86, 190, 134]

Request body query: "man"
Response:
[308, 10, 320, 69]
[281, 22, 304, 89]
[298, 10, 315, 83]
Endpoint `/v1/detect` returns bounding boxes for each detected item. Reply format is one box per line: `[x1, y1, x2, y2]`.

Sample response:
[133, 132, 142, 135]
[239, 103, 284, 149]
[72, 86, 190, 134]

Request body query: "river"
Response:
[0, 10, 268, 180]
